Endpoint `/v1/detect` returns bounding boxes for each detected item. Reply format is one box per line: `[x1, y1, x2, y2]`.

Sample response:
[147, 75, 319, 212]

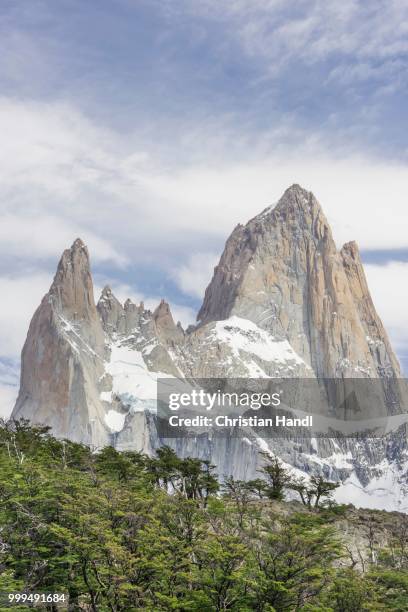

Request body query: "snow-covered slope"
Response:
[211, 316, 308, 376]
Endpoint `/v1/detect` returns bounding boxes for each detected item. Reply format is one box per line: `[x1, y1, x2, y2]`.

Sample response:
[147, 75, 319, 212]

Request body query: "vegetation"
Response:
[0, 419, 407, 611]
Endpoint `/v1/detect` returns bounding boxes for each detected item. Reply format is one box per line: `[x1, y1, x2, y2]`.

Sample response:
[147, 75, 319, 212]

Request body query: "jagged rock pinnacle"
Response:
[101, 285, 113, 297]
[49, 237, 98, 323]
[153, 300, 184, 343]
[12, 237, 107, 445]
[97, 285, 124, 332]
[275, 184, 321, 213]
[72, 237, 87, 249]
[154, 299, 170, 316]
[279, 183, 312, 202]
[256, 184, 322, 221]
[269, 185, 329, 243]
[198, 185, 332, 325]
[341, 240, 359, 260]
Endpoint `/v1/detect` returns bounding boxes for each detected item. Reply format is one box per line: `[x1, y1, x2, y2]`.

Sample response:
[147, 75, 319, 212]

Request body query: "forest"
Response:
[0, 419, 407, 611]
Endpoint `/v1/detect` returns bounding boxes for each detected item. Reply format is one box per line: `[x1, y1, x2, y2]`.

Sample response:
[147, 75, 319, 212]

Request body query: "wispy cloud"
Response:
[172, 0, 408, 70]
[0, 384, 18, 419]
[365, 261, 408, 360]
[0, 359, 19, 419]
[0, 214, 127, 266]
[173, 252, 219, 300]
[2, 1, 407, 157]
[1, 96, 408, 272]
[0, 272, 52, 358]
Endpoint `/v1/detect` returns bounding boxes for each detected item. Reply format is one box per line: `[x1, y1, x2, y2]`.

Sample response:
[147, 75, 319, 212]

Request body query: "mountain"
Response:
[12, 239, 110, 448]
[11, 185, 408, 511]
[198, 184, 400, 379]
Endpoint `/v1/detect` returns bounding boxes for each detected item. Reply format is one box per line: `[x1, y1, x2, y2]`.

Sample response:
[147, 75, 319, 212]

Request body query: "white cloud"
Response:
[0, 98, 113, 197]
[174, 0, 408, 82]
[0, 214, 127, 266]
[0, 384, 18, 419]
[173, 252, 219, 299]
[1, 96, 407, 263]
[0, 360, 19, 387]
[0, 358, 19, 419]
[170, 304, 196, 328]
[0, 273, 52, 358]
[0, 97, 129, 267]
[138, 155, 408, 252]
[0, 273, 51, 419]
[156, 0, 408, 129]
[365, 261, 408, 356]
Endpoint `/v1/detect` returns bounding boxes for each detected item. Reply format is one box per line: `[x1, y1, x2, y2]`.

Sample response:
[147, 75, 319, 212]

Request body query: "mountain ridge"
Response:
[10, 184, 408, 511]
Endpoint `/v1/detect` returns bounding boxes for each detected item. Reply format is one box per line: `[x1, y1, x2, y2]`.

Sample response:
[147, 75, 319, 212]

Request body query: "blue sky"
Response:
[3, 0, 408, 157]
[1, 0, 408, 415]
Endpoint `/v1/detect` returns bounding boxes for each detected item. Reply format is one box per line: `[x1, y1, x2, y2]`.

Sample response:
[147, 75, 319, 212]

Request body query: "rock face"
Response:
[340, 241, 401, 377]
[11, 185, 408, 511]
[153, 300, 184, 344]
[198, 185, 400, 380]
[12, 239, 110, 447]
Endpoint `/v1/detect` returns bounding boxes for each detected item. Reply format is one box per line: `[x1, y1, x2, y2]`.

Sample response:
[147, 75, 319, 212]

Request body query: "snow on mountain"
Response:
[335, 462, 408, 513]
[212, 316, 308, 374]
[101, 338, 175, 434]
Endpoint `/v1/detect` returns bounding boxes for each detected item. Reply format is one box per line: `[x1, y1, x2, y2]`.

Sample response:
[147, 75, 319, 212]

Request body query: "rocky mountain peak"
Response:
[49, 237, 96, 321]
[153, 299, 184, 343]
[197, 185, 400, 379]
[100, 285, 113, 298]
[12, 236, 107, 446]
[341, 240, 360, 260]
[55, 237, 90, 275]
[269, 184, 331, 244]
[197, 185, 332, 325]
[340, 240, 401, 377]
[253, 184, 322, 223]
[154, 299, 171, 316]
[97, 286, 124, 333]
[275, 183, 319, 211]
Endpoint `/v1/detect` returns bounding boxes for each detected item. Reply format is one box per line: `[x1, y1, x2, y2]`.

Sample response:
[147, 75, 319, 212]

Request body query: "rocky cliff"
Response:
[11, 185, 408, 511]
[198, 185, 400, 380]
[12, 239, 111, 447]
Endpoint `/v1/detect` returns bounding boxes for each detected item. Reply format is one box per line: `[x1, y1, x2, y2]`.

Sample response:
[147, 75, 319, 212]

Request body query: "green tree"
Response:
[250, 513, 342, 610]
[259, 452, 292, 500]
[1, 421, 407, 611]
[290, 475, 340, 509]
